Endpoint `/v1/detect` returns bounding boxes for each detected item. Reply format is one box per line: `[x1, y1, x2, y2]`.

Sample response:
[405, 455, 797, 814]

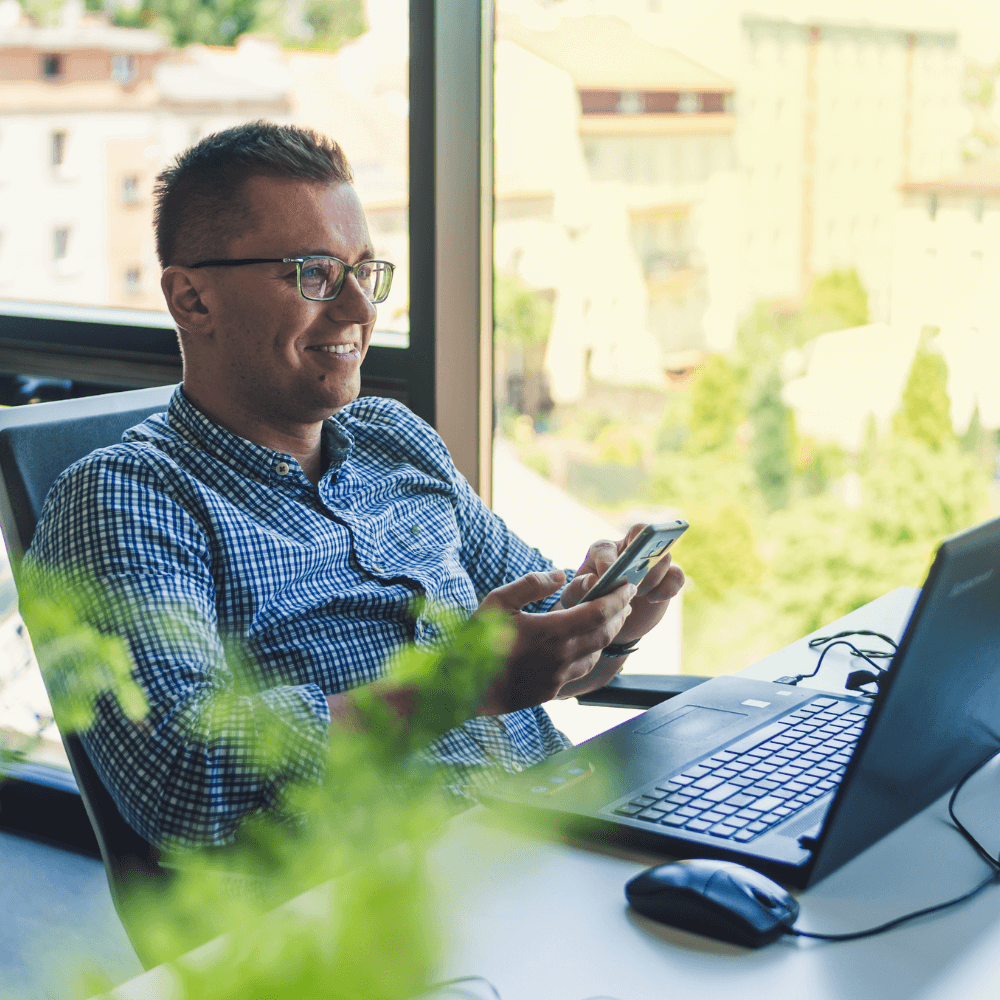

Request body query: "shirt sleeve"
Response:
[27, 447, 331, 849]
[451, 466, 572, 611]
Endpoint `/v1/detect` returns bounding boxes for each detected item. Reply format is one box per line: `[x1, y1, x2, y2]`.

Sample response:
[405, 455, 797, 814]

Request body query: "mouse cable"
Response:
[788, 750, 1000, 942]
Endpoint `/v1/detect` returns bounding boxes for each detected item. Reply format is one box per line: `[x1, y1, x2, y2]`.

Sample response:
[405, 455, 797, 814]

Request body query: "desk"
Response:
[107, 587, 1000, 1000]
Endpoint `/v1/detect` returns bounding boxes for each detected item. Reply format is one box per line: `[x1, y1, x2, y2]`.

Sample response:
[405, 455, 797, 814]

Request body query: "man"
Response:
[30, 122, 683, 849]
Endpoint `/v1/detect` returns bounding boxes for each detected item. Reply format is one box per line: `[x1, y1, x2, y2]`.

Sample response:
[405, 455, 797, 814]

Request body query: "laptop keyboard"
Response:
[612, 697, 871, 843]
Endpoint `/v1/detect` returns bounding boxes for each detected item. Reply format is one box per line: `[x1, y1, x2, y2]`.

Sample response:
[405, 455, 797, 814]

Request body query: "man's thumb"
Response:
[482, 569, 565, 612]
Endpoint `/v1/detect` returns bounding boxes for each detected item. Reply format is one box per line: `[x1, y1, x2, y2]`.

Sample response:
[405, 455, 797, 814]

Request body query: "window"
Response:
[53, 228, 69, 260]
[492, 3, 994, 745]
[677, 91, 699, 114]
[121, 175, 139, 205]
[41, 53, 63, 79]
[111, 53, 138, 84]
[50, 131, 67, 168]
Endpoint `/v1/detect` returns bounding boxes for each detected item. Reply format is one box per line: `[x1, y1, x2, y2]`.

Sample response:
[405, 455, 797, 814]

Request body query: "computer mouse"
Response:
[625, 858, 800, 948]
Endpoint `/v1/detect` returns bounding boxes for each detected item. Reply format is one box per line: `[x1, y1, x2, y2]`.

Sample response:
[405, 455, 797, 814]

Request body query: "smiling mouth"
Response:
[307, 344, 360, 357]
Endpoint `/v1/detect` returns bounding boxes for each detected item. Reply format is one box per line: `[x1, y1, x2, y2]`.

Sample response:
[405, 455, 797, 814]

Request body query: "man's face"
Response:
[196, 176, 378, 431]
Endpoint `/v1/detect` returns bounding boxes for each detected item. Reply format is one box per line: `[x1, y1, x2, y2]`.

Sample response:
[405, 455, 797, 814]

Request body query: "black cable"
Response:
[788, 870, 999, 941]
[788, 751, 1000, 942]
[807, 629, 898, 656]
[790, 638, 888, 683]
[780, 629, 898, 690]
[425, 975, 502, 999]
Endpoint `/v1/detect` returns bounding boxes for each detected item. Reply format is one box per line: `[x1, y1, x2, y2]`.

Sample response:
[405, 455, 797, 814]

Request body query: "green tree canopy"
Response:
[686, 353, 745, 454]
[110, 0, 365, 49]
[893, 337, 953, 450]
[494, 274, 553, 348]
[803, 268, 869, 332]
[736, 268, 871, 372]
[749, 367, 795, 511]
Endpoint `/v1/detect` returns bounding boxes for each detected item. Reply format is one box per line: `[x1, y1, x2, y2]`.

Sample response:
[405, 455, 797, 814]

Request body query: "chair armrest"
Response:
[575, 674, 710, 710]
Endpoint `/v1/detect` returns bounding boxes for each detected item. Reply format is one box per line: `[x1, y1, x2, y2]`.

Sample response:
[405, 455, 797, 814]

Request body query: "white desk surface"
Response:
[109, 587, 1000, 1000]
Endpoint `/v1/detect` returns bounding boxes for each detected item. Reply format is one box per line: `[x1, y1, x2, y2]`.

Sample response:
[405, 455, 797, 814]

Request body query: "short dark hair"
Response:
[153, 121, 354, 268]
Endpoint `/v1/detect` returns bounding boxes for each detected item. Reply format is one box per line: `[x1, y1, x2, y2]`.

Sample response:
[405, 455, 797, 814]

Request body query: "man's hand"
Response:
[559, 524, 686, 646]
[477, 569, 635, 715]
[548, 526, 685, 700]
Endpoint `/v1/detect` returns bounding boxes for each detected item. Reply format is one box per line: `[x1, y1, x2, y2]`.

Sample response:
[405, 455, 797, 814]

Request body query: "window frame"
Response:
[0, 0, 496, 851]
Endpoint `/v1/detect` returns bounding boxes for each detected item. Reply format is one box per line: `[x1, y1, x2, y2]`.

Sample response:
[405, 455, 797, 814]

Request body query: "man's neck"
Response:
[181, 385, 326, 486]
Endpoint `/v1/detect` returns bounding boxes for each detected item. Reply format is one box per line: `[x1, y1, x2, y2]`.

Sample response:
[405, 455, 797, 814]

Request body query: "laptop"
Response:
[483, 516, 1000, 889]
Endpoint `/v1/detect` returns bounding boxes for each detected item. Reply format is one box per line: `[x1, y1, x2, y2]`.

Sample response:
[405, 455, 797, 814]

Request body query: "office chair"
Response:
[0, 384, 707, 964]
[0, 384, 175, 967]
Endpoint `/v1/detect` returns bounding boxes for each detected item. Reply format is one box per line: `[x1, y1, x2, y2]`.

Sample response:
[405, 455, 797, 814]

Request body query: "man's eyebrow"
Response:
[295, 247, 377, 262]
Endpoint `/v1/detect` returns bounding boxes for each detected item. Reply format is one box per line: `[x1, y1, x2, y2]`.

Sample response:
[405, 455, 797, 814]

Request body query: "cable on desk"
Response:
[425, 975, 502, 999]
[789, 749, 1000, 942]
[776, 629, 898, 694]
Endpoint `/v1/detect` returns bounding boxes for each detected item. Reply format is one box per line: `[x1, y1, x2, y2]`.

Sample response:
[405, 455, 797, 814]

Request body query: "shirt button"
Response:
[372, 562, 385, 573]
[511, 762, 524, 773]
[275, 461, 290, 476]
[409, 524, 420, 536]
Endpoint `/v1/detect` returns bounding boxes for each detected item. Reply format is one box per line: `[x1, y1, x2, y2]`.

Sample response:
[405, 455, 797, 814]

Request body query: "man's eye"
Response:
[356, 263, 373, 280]
[301, 266, 325, 280]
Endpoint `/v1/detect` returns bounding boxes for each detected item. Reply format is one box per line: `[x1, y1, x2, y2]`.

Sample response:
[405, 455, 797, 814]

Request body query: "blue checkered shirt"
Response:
[29, 387, 571, 848]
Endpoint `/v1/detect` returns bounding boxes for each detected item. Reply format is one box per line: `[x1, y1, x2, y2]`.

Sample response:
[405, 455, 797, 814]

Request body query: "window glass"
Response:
[0, 0, 409, 336]
[0, 0, 409, 769]
[493, 2, 1000, 743]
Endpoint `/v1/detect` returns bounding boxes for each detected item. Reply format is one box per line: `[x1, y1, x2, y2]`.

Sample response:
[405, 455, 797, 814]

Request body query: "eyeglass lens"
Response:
[299, 258, 393, 303]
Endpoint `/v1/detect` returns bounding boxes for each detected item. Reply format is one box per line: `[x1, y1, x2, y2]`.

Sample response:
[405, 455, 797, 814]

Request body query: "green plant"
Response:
[15, 563, 516, 999]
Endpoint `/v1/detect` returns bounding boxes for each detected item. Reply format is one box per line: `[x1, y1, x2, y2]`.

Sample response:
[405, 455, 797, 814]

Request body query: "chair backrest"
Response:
[0, 385, 175, 967]
[0, 384, 175, 556]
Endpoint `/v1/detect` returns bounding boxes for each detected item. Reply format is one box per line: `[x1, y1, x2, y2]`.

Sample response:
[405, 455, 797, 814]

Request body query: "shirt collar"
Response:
[167, 387, 354, 485]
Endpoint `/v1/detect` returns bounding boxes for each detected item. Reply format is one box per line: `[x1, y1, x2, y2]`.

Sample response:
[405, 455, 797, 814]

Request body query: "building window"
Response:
[677, 91, 699, 114]
[122, 175, 140, 205]
[974, 198, 985, 223]
[50, 130, 66, 167]
[111, 54, 138, 84]
[53, 228, 69, 260]
[124, 267, 141, 295]
[928, 193, 939, 220]
[41, 54, 63, 79]
[617, 91, 643, 114]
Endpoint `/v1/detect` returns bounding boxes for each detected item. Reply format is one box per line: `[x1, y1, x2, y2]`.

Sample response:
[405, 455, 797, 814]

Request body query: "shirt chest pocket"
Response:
[376, 493, 464, 581]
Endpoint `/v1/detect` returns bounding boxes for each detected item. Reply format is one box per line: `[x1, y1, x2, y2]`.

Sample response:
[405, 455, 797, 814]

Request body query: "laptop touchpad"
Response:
[639, 706, 747, 742]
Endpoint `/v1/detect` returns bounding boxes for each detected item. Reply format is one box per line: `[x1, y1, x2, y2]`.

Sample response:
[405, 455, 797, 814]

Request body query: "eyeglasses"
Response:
[189, 256, 395, 304]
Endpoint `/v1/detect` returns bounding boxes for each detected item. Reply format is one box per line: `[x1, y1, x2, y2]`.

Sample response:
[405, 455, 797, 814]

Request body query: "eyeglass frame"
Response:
[187, 255, 395, 304]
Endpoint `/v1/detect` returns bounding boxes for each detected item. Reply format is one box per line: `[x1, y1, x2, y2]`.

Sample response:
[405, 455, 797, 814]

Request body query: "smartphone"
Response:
[578, 520, 688, 603]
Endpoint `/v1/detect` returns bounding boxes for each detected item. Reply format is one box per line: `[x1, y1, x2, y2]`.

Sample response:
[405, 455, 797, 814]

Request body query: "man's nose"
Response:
[327, 273, 377, 324]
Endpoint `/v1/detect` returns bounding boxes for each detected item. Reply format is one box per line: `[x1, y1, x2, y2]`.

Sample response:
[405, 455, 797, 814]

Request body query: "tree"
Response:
[493, 274, 552, 348]
[301, 0, 365, 48]
[686, 353, 744, 454]
[803, 268, 869, 333]
[893, 336, 953, 450]
[111, 0, 366, 49]
[749, 367, 794, 511]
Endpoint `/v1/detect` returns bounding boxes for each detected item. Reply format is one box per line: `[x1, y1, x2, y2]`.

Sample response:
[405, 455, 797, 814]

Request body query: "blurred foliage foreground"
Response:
[5, 565, 517, 1000]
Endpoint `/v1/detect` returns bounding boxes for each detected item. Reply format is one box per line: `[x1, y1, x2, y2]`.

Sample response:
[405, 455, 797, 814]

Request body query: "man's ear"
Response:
[161, 266, 213, 338]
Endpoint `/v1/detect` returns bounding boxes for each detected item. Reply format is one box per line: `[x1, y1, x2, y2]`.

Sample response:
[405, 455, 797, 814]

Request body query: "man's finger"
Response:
[558, 572, 594, 609]
[480, 569, 566, 613]
[577, 539, 617, 575]
[644, 563, 686, 603]
[635, 551, 672, 597]
[563, 605, 632, 662]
